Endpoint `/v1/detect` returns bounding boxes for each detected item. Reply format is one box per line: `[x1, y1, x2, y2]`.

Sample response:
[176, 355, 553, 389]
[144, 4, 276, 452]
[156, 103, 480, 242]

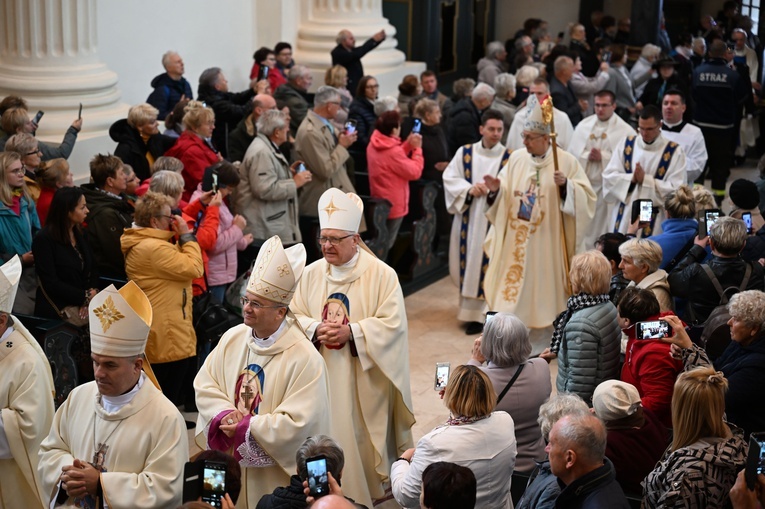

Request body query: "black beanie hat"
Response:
[728, 179, 760, 210]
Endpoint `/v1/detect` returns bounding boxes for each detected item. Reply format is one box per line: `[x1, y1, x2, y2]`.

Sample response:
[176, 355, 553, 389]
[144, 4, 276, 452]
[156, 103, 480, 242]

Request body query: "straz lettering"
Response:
[698, 73, 729, 83]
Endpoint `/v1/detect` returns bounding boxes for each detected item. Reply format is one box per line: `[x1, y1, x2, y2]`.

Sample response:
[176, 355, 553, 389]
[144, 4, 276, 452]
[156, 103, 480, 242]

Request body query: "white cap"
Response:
[318, 188, 364, 233]
[523, 93, 551, 135]
[592, 380, 642, 422]
[247, 236, 307, 306]
[0, 256, 21, 314]
[89, 281, 153, 358]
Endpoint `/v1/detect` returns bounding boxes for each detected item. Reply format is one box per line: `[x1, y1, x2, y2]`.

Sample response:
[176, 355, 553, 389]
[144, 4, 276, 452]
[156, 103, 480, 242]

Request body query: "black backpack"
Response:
[698, 263, 752, 359]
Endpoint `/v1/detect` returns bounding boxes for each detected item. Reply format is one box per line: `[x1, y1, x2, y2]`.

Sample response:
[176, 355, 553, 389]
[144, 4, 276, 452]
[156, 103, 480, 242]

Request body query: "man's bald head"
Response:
[312, 495, 355, 509]
[253, 94, 277, 119]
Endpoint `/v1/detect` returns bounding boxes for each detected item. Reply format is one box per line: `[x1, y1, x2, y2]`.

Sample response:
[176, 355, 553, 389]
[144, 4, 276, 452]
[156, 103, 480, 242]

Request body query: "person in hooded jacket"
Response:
[110, 103, 177, 181]
[146, 51, 193, 120]
[367, 110, 423, 249]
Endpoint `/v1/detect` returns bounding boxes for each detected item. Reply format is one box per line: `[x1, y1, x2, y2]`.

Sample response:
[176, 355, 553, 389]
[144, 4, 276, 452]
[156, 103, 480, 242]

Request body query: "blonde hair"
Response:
[618, 238, 663, 273]
[692, 184, 717, 211]
[0, 107, 28, 134]
[134, 191, 173, 227]
[324, 65, 347, 88]
[36, 158, 70, 189]
[413, 98, 439, 119]
[149, 170, 185, 199]
[127, 103, 160, 128]
[569, 250, 612, 295]
[664, 184, 696, 219]
[182, 100, 215, 131]
[671, 366, 729, 451]
[0, 151, 29, 206]
[443, 365, 496, 418]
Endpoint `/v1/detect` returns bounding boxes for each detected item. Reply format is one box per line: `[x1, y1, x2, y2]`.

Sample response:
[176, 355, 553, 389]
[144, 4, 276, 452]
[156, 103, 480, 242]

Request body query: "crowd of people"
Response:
[3, 3, 765, 508]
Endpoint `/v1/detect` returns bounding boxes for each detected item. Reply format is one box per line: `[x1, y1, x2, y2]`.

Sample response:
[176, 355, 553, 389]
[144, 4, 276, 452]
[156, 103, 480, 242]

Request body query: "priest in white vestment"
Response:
[483, 95, 596, 333]
[0, 256, 55, 509]
[291, 188, 415, 508]
[660, 90, 708, 184]
[568, 90, 636, 249]
[602, 105, 688, 236]
[194, 236, 331, 508]
[39, 281, 189, 508]
[506, 79, 574, 152]
[443, 109, 513, 328]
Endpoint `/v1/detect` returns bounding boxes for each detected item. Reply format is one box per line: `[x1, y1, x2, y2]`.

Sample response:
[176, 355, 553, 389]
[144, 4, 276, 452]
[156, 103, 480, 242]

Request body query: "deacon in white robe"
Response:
[506, 80, 574, 152]
[39, 282, 188, 509]
[603, 108, 688, 236]
[291, 189, 415, 508]
[568, 90, 636, 249]
[194, 236, 331, 509]
[443, 111, 512, 323]
[0, 256, 55, 509]
[483, 96, 596, 331]
[660, 90, 708, 184]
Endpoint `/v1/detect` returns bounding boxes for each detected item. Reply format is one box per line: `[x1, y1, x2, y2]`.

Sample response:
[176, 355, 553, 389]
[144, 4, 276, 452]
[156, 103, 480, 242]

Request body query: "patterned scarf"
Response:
[550, 293, 611, 354]
[446, 414, 490, 426]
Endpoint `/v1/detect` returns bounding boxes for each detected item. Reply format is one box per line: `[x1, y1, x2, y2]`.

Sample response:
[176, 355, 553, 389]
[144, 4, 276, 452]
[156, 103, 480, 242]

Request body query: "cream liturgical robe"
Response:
[0, 322, 55, 509]
[602, 133, 688, 236]
[291, 248, 415, 508]
[568, 114, 636, 248]
[38, 376, 188, 508]
[194, 319, 331, 509]
[484, 147, 596, 328]
[443, 142, 511, 322]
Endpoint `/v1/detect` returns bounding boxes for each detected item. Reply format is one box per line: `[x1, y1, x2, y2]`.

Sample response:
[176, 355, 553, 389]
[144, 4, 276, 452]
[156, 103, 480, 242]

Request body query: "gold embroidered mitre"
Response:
[246, 236, 307, 306]
[0, 255, 21, 313]
[523, 94, 551, 135]
[89, 281, 153, 357]
[318, 188, 364, 233]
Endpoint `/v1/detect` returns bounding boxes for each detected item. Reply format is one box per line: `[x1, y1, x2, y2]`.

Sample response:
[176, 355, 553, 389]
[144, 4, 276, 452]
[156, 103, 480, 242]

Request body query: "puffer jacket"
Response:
[109, 118, 177, 181]
[191, 188, 248, 286]
[146, 72, 193, 120]
[367, 130, 423, 219]
[121, 227, 204, 364]
[348, 97, 377, 151]
[80, 184, 133, 280]
[642, 425, 747, 509]
[556, 301, 621, 403]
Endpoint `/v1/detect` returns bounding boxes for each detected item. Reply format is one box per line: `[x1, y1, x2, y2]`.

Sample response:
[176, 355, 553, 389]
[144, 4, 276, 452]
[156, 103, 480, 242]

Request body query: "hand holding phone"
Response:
[305, 455, 330, 498]
[699, 209, 721, 238]
[636, 320, 672, 340]
[201, 461, 227, 508]
[745, 433, 765, 490]
[32, 110, 44, 125]
[345, 119, 357, 135]
[632, 199, 653, 224]
[78, 103, 83, 119]
[434, 362, 450, 391]
[412, 118, 422, 134]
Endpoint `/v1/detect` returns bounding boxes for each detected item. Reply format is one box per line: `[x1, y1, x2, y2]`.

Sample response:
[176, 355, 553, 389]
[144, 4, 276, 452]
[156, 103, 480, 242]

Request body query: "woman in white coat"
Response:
[390, 364, 517, 508]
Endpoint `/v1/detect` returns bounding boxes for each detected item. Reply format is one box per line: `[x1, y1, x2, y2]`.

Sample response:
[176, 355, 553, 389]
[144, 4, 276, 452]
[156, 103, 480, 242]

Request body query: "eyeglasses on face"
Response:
[240, 296, 284, 309]
[316, 234, 354, 245]
[25, 149, 42, 156]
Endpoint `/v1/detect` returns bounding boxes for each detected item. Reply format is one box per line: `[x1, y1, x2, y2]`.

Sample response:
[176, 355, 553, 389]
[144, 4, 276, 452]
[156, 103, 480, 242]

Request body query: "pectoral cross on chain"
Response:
[243, 385, 254, 410]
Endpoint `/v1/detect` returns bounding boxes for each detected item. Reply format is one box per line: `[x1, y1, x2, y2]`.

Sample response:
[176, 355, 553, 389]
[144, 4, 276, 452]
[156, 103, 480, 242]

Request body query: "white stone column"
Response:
[295, 0, 424, 96]
[0, 0, 127, 175]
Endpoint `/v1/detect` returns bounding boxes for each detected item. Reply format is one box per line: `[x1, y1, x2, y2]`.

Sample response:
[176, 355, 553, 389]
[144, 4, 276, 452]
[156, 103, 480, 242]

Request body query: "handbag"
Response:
[39, 280, 88, 327]
[193, 283, 241, 355]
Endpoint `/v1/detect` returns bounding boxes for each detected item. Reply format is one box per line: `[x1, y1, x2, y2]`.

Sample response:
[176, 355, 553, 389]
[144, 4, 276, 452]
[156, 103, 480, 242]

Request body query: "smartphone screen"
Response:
[705, 210, 721, 236]
[639, 201, 652, 223]
[743, 212, 753, 234]
[297, 163, 307, 173]
[484, 311, 497, 328]
[636, 320, 672, 340]
[201, 462, 227, 508]
[33, 110, 44, 125]
[603, 51, 612, 63]
[746, 433, 765, 489]
[434, 362, 450, 391]
[212, 173, 219, 194]
[305, 456, 330, 498]
[412, 118, 422, 134]
[259, 65, 269, 81]
[345, 120, 357, 135]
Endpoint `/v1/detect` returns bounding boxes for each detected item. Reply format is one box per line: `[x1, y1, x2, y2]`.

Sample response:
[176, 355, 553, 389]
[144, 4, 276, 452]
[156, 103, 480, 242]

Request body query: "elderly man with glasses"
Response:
[195, 235, 331, 507]
[292, 188, 415, 508]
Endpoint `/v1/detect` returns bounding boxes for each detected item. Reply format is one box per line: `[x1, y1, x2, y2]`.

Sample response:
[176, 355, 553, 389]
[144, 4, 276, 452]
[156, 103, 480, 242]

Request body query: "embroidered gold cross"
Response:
[92, 296, 125, 332]
[322, 198, 345, 220]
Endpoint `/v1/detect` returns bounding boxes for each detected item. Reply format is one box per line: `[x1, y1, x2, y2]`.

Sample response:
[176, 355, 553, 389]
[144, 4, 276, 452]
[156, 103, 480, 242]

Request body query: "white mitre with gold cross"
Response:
[89, 281, 153, 357]
[523, 93, 551, 135]
[318, 188, 364, 233]
[247, 235, 306, 306]
[0, 255, 21, 314]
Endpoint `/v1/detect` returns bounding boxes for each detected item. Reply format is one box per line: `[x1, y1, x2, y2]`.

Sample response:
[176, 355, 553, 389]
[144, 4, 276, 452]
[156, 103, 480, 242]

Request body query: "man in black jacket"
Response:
[331, 29, 386, 96]
[446, 82, 495, 155]
[668, 216, 764, 324]
[146, 51, 193, 120]
[550, 56, 586, 127]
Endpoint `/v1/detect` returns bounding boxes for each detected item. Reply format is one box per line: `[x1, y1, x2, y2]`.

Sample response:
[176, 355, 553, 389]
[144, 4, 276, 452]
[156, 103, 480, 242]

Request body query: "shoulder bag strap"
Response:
[738, 263, 753, 293]
[496, 363, 526, 405]
[701, 264, 725, 299]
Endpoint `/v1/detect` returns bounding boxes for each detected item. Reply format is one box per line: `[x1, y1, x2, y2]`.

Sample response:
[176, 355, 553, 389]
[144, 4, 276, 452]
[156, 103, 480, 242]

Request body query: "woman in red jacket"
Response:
[164, 101, 221, 202]
[367, 110, 424, 249]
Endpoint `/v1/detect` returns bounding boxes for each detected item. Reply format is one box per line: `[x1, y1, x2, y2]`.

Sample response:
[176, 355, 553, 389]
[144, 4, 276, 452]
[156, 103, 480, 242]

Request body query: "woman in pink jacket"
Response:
[367, 110, 424, 249]
[191, 161, 254, 303]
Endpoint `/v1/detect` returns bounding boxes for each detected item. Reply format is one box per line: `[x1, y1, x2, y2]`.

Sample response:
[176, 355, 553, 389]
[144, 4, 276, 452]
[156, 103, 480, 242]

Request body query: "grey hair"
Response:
[514, 36, 532, 51]
[538, 393, 589, 441]
[314, 86, 341, 106]
[374, 96, 398, 116]
[692, 37, 706, 51]
[641, 43, 661, 60]
[151, 156, 184, 175]
[709, 216, 748, 255]
[256, 109, 287, 137]
[452, 78, 476, 97]
[471, 82, 496, 102]
[199, 67, 222, 89]
[487, 41, 506, 59]
[335, 30, 351, 45]
[554, 413, 607, 465]
[515, 65, 540, 87]
[161, 51, 178, 69]
[296, 435, 345, 481]
[288, 65, 310, 82]
[618, 238, 663, 273]
[493, 73, 517, 100]
[481, 313, 531, 367]
[554, 55, 574, 73]
[149, 170, 185, 199]
[728, 290, 765, 330]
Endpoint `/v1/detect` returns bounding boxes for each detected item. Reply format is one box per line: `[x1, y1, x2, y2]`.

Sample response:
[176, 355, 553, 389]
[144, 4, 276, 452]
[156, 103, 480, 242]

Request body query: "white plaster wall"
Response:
[97, 0, 258, 108]
[495, 0, 580, 43]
